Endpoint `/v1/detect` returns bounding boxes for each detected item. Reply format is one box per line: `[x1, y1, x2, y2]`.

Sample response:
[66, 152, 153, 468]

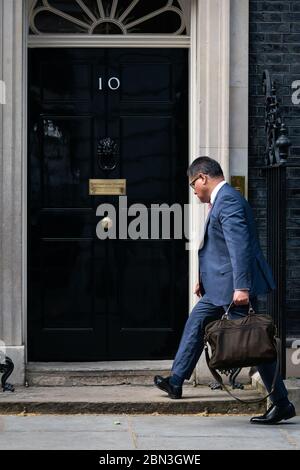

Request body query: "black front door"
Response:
[28, 48, 188, 361]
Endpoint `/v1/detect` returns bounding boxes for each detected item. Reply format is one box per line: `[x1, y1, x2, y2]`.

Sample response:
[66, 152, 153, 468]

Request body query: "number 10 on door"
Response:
[99, 77, 120, 91]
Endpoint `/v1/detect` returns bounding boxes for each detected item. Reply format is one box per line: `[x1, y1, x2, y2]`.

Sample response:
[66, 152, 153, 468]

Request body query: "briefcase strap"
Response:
[204, 337, 280, 404]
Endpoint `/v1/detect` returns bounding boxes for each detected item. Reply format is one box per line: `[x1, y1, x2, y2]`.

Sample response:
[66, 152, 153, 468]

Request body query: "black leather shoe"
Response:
[154, 375, 182, 399]
[250, 402, 296, 425]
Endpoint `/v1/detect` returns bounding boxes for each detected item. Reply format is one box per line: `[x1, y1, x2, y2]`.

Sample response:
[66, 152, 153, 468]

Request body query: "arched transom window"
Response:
[29, 0, 188, 35]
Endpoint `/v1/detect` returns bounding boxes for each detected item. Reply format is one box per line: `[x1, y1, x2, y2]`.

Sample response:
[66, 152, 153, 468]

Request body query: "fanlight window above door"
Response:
[29, 0, 188, 35]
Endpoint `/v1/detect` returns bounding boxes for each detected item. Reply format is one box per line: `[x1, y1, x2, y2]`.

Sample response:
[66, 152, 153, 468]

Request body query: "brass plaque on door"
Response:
[89, 179, 126, 195]
[231, 176, 245, 197]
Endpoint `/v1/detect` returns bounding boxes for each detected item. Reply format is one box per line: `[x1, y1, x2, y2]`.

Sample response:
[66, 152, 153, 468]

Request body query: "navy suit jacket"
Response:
[198, 182, 276, 306]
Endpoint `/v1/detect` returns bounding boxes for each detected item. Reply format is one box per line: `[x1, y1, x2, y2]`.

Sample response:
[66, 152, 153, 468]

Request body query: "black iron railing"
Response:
[0, 356, 15, 392]
[261, 70, 293, 379]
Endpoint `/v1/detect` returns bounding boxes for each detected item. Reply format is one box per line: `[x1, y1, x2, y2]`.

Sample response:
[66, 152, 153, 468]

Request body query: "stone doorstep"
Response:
[0, 385, 266, 416]
[252, 372, 300, 414]
[7, 362, 265, 415]
[25, 360, 252, 387]
[26, 361, 175, 386]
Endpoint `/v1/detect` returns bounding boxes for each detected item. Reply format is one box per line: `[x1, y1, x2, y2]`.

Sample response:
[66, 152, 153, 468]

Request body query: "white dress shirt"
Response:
[210, 180, 227, 205]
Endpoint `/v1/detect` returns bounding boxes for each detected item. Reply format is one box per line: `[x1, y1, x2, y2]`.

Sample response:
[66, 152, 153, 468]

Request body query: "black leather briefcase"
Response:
[204, 302, 279, 403]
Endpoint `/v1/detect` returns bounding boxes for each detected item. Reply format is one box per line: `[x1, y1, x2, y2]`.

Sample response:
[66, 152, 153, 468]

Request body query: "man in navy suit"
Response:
[154, 156, 296, 424]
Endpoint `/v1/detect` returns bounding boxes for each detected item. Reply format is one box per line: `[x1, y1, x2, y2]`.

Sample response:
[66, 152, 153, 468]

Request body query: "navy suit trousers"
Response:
[171, 295, 288, 405]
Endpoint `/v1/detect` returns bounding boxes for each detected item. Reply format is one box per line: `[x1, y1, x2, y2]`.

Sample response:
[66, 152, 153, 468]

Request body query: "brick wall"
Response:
[249, 0, 300, 336]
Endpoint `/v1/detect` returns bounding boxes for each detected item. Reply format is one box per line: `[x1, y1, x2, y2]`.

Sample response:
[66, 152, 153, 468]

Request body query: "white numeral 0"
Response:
[108, 77, 120, 90]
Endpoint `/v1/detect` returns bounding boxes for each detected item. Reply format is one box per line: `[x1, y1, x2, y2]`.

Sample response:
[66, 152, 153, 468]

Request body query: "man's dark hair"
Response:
[187, 156, 224, 179]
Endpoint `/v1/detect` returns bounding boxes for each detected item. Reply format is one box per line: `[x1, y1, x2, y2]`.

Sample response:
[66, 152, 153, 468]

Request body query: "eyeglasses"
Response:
[189, 174, 202, 189]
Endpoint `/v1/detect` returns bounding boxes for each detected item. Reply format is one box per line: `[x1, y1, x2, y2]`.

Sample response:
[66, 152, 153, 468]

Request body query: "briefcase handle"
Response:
[222, 300, 255, 320]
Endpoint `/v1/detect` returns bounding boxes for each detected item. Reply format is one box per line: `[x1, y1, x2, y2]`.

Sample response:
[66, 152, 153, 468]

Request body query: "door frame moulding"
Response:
[188, 0, 230, 326]
[28, 34, 190, 48]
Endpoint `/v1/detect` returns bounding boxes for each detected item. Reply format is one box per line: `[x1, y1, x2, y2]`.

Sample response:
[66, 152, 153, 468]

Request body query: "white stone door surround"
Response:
[0, 0, 248, 384]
